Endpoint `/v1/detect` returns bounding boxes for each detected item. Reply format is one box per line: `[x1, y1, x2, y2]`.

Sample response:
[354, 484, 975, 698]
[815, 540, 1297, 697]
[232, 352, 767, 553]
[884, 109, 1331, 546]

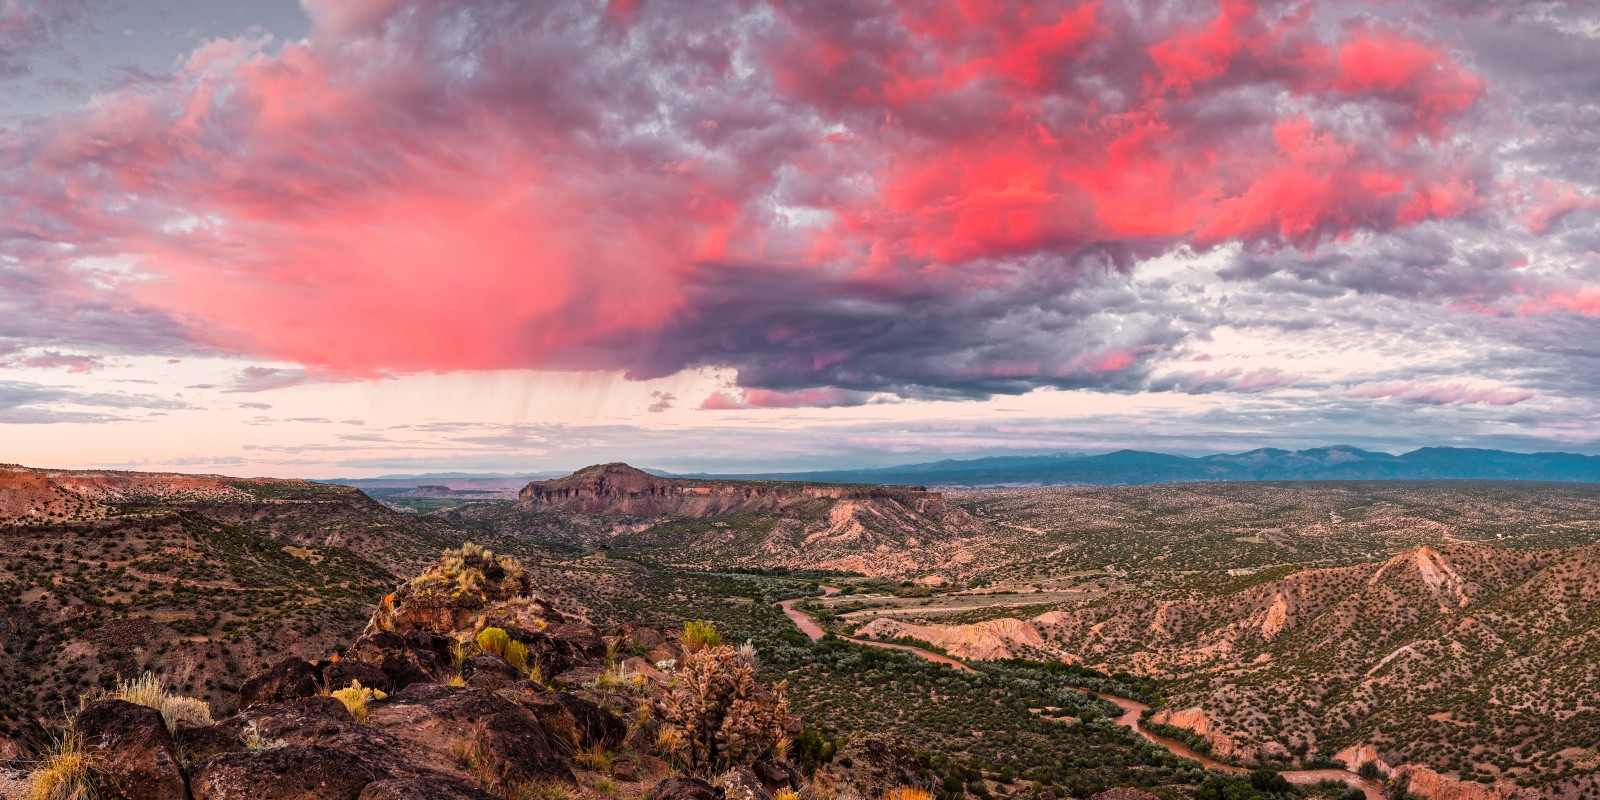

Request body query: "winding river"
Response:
[779, 587, 1385, 800]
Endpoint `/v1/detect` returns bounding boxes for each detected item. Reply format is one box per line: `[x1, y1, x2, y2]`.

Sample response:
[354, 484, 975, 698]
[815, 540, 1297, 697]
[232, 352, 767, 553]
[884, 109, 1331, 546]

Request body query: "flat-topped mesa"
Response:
[515, 462, 937, 517]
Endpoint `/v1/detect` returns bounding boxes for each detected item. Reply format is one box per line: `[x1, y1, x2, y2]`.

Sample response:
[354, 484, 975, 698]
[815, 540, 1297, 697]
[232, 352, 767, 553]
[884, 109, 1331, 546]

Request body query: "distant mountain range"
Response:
[661, 446, 1600, 487]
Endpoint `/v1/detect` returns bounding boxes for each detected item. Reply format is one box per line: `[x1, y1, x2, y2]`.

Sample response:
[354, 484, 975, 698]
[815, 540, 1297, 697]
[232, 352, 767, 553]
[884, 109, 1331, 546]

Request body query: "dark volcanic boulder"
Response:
[512, 625, 607, 676]
[552, 666, 604, 687]
[239, 656, 320, 709]
[74, 699, 187, 800]
[517, 690, 625, 752]
[183, 695, 409, 769]
[345, 630, 452, 689]
[751, 760, 802, 792]
[464, 654, 521, 690]
[358, 775, 500, 800]
[191, 744, 383, 800]
[718, 767, 773, 800]
[651, 776, 725, 800]
[322, 659, 395, 695]
[366, 683, 572, 789]
[834, 737, 931, 797]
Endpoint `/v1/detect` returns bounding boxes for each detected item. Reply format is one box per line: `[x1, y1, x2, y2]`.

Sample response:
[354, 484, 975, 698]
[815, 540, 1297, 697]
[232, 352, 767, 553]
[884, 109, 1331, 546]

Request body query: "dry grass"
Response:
[105, 671, 212, 734]
[573, 744, 614, 773]
[26, 732, 97, 800]
[883, 788, 933, 800]
[511, 782, 574, 800]
[329, 679, 387, 723]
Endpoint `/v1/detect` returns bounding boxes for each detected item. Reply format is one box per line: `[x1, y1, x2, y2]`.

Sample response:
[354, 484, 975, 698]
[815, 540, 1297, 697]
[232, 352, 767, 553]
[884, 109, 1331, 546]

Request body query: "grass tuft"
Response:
[27, 731, 97, 800]
[329, 679, 387, 723]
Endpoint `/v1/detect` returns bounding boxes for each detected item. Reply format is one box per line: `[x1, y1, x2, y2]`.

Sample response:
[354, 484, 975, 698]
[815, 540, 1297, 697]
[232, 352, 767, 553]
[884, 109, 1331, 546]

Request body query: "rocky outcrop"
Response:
[343, 630, 454, 689]
[74, 699, 188, 800]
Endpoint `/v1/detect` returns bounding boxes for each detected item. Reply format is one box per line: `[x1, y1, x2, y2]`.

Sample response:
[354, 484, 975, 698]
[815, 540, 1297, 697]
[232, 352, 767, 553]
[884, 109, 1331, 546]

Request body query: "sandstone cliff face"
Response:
[856, 617, 1047, 661]
[509, 464, 998, 578]
[1146, 706, 1255, 762]
[1397, 765, 1539, 800]
[516, 463, 940, 518]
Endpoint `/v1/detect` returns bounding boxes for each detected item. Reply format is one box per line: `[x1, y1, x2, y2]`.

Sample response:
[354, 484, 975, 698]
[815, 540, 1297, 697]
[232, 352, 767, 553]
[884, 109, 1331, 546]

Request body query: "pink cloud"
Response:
[10, 351, 105, 373]
[1517, 179, 1600, 235]
[1519, 287, 1600, 317]
[700, 387, 878, 410]
[1337, 380, 1534, 406]
[1, 0, 1492, 406]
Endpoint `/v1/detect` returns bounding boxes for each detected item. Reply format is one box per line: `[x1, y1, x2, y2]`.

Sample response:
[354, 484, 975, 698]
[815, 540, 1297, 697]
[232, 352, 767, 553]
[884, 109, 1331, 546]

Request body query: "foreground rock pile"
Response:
[9, 543, 937, 800]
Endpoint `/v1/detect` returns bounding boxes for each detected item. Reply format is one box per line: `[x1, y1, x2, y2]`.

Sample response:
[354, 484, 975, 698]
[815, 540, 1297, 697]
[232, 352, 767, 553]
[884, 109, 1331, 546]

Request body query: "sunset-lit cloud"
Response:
[1, 0, 1599, 472]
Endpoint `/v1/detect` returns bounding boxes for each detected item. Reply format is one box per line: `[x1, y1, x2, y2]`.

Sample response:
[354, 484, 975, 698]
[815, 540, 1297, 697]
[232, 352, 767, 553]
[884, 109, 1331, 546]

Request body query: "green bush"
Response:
[682, 620, 722, 652]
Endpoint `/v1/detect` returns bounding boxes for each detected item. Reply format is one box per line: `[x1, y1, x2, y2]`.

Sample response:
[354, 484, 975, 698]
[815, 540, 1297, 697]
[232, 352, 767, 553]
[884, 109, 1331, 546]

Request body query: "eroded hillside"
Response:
[849, 542, 1600, 798]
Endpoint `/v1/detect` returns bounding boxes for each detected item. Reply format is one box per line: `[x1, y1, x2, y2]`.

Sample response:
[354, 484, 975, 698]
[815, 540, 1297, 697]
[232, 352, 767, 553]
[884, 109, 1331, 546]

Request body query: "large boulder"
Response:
[464, 654, 521, 691]
[651, 776, 725, 800]
[191, 744, 382, 800]
[344, 630, 453, 690]
[751, 760, 802, 792]
[516, 690, 626, 753]
[365, 683, 572, 791]
[182, 696, 408, 769]
[239, 657, 320, 710]
[358, 775, 500, 800]
[322, 659, 395, 695]
[73, 699, 187, 800]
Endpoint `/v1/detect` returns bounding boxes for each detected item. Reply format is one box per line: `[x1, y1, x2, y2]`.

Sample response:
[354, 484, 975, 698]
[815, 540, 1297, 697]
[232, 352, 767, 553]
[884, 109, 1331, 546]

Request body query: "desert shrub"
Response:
[655, 641, 791, 775]
[330, 680, 387, 723]
[682, 620, 723, 652]
[27, 731, 96, 800]
[885, 789, 933, 800]
[504, 639, 530, 673]
[478, 627, 512, 657]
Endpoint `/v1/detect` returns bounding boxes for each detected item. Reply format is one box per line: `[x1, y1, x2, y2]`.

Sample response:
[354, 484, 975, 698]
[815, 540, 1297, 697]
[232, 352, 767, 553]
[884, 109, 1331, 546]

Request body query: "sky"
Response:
[1, 0, 1598, 478]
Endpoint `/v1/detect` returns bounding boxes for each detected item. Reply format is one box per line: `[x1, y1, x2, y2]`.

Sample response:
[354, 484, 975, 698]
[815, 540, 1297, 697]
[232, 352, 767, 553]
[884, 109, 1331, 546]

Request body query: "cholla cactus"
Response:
[654, 635, 792, 775]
